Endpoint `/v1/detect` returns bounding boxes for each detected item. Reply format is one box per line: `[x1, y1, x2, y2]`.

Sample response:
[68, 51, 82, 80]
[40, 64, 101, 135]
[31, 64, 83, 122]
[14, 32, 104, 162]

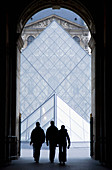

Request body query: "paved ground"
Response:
[21, 147, 90, 159]
[1, 148, 110, 169]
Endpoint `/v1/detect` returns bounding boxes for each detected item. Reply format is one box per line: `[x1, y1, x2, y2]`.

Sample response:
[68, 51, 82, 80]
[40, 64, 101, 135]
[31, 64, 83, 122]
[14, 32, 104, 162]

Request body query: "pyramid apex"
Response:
[49, 20, 59, 28]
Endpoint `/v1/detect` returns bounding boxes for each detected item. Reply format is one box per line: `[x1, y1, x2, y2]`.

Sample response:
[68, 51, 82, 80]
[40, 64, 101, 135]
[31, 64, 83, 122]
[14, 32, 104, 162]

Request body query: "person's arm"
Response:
[46, 130, 49, 146]
[30, 131, 33, 145]
[56, 128, 59, 145]
[42, 130, 45, 143]
[66, 132, 70, 149]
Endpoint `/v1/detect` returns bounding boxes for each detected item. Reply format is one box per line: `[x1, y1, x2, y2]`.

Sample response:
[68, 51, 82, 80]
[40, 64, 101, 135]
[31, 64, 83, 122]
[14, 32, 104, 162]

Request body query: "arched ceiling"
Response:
[17, 0, 96, 35]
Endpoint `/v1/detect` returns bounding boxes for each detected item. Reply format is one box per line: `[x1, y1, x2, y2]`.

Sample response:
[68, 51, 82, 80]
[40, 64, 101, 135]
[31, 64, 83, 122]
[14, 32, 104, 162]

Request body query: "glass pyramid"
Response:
[57, 96, 90, 143]
[20, 20, 91, 141]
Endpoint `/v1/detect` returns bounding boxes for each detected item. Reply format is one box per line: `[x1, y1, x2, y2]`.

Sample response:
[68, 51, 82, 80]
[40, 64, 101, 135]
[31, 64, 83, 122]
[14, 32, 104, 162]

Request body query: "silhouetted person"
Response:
[58, 125, 70, 165]
[30, 122, 45, 163]
[46, 121, 58, 163]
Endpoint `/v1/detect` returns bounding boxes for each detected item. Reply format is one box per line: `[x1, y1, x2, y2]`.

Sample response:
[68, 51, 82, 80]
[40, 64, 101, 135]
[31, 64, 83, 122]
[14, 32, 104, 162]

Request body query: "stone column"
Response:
[16, 34, 24, 156]
[0, 11, 12, 164]
[89, 35, 96, 159]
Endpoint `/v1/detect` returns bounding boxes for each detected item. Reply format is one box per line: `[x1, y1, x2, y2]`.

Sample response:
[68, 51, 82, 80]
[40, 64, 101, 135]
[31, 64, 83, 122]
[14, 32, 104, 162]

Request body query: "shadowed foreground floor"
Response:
[1, 148, 110, 169]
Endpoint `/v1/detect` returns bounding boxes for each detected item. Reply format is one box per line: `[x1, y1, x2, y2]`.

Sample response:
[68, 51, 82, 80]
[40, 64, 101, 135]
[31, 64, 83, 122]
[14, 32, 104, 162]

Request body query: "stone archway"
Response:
[16, 0, 96, 160]
[17, 0, 95, 35]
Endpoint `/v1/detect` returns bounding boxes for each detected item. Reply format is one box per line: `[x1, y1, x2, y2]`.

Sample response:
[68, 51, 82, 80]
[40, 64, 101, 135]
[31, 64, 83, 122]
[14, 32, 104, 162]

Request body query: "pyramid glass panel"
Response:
[20, 20, 91, 142]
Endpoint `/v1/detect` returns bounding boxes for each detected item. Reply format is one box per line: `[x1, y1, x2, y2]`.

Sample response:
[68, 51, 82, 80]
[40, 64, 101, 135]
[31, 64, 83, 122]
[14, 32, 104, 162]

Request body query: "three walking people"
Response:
[30, 121, 70, 165]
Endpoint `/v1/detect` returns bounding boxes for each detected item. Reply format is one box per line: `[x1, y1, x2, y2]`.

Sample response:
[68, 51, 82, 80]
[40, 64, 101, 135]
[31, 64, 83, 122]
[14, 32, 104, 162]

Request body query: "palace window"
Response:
[27, 36, 35, 46]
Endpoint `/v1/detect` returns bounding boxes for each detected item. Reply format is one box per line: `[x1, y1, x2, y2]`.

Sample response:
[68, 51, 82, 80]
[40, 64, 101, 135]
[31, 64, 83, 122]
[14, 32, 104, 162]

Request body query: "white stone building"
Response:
[22, 8, 90, 53]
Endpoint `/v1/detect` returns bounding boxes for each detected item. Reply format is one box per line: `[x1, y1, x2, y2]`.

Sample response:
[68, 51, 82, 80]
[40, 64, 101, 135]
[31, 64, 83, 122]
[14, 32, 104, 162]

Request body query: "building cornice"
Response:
[25, 14, 86, 29]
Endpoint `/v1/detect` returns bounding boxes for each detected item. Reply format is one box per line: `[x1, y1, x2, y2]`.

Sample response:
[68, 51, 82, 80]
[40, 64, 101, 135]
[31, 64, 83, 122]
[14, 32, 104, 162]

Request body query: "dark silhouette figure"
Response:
[46, 121, 58, 163]
[30, 122, 45, 163]
[58, 125, 70, 165]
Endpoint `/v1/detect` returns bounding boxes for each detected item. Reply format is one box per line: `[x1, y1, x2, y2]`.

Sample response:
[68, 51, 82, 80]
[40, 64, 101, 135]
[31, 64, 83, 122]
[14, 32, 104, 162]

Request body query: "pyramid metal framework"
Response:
[20, 21, 91, 141]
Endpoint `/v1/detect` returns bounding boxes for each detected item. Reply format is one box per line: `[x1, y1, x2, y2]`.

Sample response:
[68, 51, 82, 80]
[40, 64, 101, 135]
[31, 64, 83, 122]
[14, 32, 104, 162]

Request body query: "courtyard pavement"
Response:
[1, 148, 110, 170]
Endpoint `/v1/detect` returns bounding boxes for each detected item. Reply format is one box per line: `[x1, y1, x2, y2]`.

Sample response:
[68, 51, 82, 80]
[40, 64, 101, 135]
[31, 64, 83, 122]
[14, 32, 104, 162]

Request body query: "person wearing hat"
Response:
[30, 122, 45, 163]
[58, 125, 70, 165]
[46, 121, 58, 163]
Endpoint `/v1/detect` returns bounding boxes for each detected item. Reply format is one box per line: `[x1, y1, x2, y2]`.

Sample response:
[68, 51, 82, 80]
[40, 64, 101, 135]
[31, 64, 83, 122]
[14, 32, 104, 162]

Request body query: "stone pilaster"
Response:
[89, 35, 96, 158]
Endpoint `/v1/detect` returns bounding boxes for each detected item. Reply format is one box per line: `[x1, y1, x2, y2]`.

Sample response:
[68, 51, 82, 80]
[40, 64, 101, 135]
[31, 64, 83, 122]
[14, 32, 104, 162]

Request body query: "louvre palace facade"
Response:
[22, 8, 90, 53]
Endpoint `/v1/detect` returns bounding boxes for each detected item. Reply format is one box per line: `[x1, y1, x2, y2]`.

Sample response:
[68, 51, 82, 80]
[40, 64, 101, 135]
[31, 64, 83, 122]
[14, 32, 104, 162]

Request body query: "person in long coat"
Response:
[30, 122, 45, 163]
[58, 125, 70, 165]
[46, 121, 58, 163]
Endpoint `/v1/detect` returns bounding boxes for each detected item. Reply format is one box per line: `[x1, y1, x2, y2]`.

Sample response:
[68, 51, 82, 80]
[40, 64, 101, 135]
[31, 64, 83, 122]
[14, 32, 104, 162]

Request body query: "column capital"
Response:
[16, 34, 24, 52]
[89, 34, 96, 52]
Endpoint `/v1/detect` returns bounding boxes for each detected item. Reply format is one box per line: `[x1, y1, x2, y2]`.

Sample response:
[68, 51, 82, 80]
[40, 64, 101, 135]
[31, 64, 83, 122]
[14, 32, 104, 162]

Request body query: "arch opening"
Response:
[18, 6, 93, 159]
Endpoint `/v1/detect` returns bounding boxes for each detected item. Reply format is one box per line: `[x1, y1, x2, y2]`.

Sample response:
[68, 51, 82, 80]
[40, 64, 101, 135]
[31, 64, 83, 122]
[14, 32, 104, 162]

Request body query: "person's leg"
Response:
[59, 145, 62, 164]
[33, 145, 36, 160]
[52, 145, 56, 162]
[49, 144, 52, 162]
[63, 145, 67, 164]
[35, 145, 41, 163]
[50, 143, 55, 163]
